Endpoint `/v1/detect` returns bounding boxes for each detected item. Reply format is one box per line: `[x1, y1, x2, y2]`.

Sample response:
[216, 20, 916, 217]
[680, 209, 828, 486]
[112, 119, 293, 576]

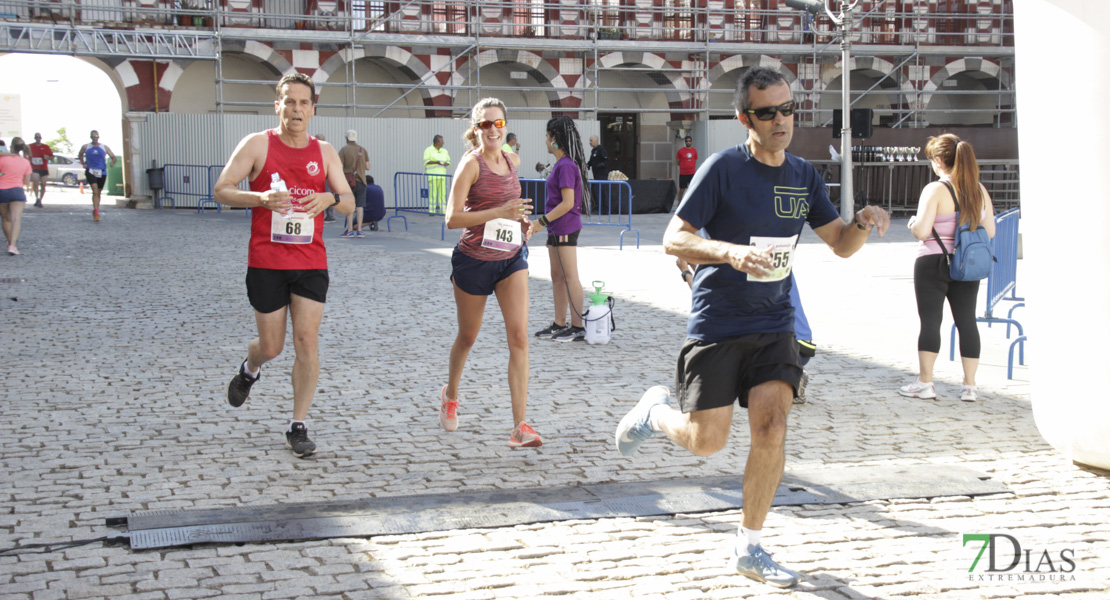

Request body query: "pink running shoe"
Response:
[439, 385, 459, 432]
[509, 421, 543, 448]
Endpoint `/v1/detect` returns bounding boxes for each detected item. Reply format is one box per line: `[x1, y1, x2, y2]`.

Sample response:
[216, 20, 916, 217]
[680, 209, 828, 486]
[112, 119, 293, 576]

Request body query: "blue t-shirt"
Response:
[676, 143, 840, 342]
[544, 155, 583, 236]
[83, 145, 108, 171]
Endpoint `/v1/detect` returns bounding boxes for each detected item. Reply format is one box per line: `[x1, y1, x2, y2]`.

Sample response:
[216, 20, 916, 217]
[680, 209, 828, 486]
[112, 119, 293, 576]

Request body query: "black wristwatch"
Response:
[681, 269, 694, 282]
[332, 192, 340, 207]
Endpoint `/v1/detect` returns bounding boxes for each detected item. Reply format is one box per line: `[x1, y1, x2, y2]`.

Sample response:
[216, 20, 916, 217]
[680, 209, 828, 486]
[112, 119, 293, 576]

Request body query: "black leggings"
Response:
[914, 254, 981, 359]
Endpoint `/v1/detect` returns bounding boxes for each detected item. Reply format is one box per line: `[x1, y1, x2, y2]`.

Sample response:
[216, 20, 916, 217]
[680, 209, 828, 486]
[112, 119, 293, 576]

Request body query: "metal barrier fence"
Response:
[159, 164, 250, 215]
[949, 208, 1024, 378]
[519, 179, 639, 250]
[387, 171, 451, 239]
[160, 164, 215, 210]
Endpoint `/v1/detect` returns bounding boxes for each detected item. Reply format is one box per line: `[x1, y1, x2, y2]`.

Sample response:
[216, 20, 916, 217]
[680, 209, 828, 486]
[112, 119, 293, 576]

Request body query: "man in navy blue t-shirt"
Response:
[615, 67, 890, 588]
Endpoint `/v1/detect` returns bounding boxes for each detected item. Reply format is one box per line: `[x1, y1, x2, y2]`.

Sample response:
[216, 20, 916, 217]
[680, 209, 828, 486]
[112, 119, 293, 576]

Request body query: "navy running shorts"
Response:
[450, 246, 528, 296]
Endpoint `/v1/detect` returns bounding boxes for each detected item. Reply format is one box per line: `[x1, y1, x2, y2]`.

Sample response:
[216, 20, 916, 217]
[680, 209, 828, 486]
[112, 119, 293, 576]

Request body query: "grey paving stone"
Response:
[0, 194, 1105, 599]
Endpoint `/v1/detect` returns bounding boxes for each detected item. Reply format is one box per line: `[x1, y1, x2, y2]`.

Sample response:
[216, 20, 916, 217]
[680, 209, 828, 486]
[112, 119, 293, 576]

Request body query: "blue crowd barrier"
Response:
[206, 165, 251, 218]
[950, 208, 1025, 378]
[159, 163, 250, 216]
[387, 171, 451, 240]
[519, 179, 639, 250]
[161, 164, 216, 211]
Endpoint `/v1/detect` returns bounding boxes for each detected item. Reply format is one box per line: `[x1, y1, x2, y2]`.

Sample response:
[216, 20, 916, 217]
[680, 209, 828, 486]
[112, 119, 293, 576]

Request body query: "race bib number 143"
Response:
[481, 218, 522, 252]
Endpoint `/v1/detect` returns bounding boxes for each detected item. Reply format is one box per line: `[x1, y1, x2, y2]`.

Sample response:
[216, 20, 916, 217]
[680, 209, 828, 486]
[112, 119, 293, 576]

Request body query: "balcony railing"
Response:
[0, 0, 1013, 48]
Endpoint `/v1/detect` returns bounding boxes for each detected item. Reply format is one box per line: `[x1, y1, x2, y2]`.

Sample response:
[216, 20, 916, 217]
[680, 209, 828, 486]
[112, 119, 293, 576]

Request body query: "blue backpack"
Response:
[931, 181, 995, 281]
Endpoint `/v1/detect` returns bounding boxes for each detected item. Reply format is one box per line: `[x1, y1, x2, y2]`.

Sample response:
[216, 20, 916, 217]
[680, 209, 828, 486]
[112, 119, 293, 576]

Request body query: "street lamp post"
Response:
[786, 0, 862, 221]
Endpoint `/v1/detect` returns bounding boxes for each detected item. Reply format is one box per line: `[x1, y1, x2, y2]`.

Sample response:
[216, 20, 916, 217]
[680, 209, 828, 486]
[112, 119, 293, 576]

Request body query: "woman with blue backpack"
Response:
[900, 134, 996, 402]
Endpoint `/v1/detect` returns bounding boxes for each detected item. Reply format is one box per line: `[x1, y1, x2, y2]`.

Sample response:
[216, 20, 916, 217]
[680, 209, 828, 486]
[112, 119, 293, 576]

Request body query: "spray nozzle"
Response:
[587, 280, 609, 305]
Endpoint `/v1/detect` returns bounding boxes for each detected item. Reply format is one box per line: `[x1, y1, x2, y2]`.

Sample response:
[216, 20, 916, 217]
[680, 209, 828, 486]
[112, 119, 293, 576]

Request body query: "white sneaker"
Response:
[960, 385, 977, 402]
[899, 379, 936, 399]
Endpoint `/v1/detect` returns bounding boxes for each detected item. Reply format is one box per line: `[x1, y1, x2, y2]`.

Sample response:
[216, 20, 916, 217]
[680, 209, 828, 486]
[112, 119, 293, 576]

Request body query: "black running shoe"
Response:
[227, 362, 259, 408]
[285, 422, 317, 457]
[534, 322, 567, 338]
[551, 325, 586, 342]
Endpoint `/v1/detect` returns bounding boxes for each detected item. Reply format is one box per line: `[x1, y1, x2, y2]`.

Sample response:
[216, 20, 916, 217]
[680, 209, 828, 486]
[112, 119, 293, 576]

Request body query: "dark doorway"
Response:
[599, 113, 638, 180]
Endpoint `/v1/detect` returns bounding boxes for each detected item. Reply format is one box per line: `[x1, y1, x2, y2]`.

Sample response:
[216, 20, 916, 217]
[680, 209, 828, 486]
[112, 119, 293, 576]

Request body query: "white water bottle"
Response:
[270, 173, 292, 217]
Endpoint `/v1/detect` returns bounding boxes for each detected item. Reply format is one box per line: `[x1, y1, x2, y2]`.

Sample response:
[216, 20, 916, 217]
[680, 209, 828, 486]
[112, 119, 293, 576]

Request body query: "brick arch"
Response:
[921, 58, 1011, 108]
[115, 57, 189, 113]
[318, 45, 434, 109]
[704, 54, 787, 83]
[595, 51, 692, 121]
[703, 55, 799, 111]
[455, 49, 570, 112]
[222, 40, 295, 78]
[820, 55, 915, 108]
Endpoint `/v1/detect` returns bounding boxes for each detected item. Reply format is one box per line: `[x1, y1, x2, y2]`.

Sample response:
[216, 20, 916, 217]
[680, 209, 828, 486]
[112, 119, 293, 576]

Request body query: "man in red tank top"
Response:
[28, 133, 54, 207]
[213, 73, 355, 458]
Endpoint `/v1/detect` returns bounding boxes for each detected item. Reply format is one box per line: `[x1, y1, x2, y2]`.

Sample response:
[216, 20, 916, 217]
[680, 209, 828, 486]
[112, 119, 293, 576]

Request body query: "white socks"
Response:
[741, 526, 762, 549]
[648, 405, 666, 431]
[288, 420, 305, 433]
[242, 360, 260, 379]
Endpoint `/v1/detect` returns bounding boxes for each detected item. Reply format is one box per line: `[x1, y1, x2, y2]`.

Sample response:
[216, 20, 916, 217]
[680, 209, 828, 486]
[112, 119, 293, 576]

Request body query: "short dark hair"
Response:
[506, 133, 517, 144]
[433, 135, 444, 144]
[732, 67, 788, 113]
[275, 73, 316, 102]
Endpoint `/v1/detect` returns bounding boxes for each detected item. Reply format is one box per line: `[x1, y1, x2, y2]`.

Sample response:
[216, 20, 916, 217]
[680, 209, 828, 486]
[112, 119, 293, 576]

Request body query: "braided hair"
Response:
[545, 116, 591, 214]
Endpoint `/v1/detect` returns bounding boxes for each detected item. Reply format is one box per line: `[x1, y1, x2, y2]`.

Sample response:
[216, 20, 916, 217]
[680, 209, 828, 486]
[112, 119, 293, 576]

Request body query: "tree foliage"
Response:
[46, 127, 74, 154]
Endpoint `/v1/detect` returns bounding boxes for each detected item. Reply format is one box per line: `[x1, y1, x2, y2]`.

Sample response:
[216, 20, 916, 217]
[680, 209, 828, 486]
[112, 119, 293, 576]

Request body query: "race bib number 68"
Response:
[747, 235, 798, 283]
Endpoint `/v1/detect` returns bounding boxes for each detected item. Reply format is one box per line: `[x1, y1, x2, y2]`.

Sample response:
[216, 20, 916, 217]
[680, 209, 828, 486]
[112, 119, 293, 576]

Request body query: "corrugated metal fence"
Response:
[132, 113, 600, 210]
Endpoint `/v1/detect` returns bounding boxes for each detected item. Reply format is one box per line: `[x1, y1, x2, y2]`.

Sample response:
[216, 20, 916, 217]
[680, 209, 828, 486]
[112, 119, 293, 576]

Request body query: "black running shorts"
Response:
[675, 332, 802, 412]
[546, 230, 580, 247]
[85, 170, 107, 188]
[245, 267, 329, 314]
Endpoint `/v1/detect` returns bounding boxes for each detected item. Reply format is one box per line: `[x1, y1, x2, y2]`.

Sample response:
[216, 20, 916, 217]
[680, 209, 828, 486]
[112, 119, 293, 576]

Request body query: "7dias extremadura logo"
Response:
[963, 534, 1077, 583]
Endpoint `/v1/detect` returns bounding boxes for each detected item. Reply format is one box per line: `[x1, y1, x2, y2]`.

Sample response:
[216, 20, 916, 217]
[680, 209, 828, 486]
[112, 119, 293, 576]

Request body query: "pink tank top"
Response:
[457, 151, 523, 261]
[919, 180, 989, 258]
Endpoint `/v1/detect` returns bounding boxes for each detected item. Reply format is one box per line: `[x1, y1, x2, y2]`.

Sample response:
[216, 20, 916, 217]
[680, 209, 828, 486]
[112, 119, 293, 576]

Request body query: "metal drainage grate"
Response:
[117, 464, 1009, 550]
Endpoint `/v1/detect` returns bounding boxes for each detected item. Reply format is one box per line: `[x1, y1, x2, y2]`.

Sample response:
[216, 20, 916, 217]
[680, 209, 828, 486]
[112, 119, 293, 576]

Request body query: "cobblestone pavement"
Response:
[2, 189, 1107, 599]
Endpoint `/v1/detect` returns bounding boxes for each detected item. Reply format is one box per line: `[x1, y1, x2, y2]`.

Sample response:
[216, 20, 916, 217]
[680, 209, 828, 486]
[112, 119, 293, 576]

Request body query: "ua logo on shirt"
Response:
[773, 186, 809, 220]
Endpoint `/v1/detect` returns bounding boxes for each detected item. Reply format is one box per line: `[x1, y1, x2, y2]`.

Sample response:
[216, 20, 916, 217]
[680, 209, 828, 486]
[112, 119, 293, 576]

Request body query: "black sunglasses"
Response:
[476, 119, 507, 130]
[745, 100, 796, 121]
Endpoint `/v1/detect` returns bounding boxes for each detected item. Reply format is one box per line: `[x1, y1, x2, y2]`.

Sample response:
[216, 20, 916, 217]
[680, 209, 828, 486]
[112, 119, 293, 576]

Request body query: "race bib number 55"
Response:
[747, 235, 798, 283]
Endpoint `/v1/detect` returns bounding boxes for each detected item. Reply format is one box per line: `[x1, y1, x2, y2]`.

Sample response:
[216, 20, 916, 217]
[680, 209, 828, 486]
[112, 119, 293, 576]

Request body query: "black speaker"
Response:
[832, 108, 874, 139]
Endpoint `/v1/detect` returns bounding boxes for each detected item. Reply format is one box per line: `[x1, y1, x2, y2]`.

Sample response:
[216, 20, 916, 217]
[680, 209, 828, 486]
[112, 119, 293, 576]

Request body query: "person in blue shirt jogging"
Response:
[614, 67, 890, 589]
[77, 130, 117, 222]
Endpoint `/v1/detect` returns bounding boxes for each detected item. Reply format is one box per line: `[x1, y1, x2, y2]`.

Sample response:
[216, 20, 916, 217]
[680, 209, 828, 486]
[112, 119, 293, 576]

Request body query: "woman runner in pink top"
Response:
[0, 138, 32, 255]
[439, 98, 542, 447]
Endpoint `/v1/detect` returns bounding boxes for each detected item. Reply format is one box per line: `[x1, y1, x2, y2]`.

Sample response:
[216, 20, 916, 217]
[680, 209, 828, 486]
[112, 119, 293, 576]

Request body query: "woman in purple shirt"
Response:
[532, 116, 592, 342]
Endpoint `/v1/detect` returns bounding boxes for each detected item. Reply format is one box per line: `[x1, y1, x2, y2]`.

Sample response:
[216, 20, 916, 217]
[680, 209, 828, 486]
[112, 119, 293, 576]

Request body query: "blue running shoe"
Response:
[614, 386, 671, 456]
[733, 544, 799, 588]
